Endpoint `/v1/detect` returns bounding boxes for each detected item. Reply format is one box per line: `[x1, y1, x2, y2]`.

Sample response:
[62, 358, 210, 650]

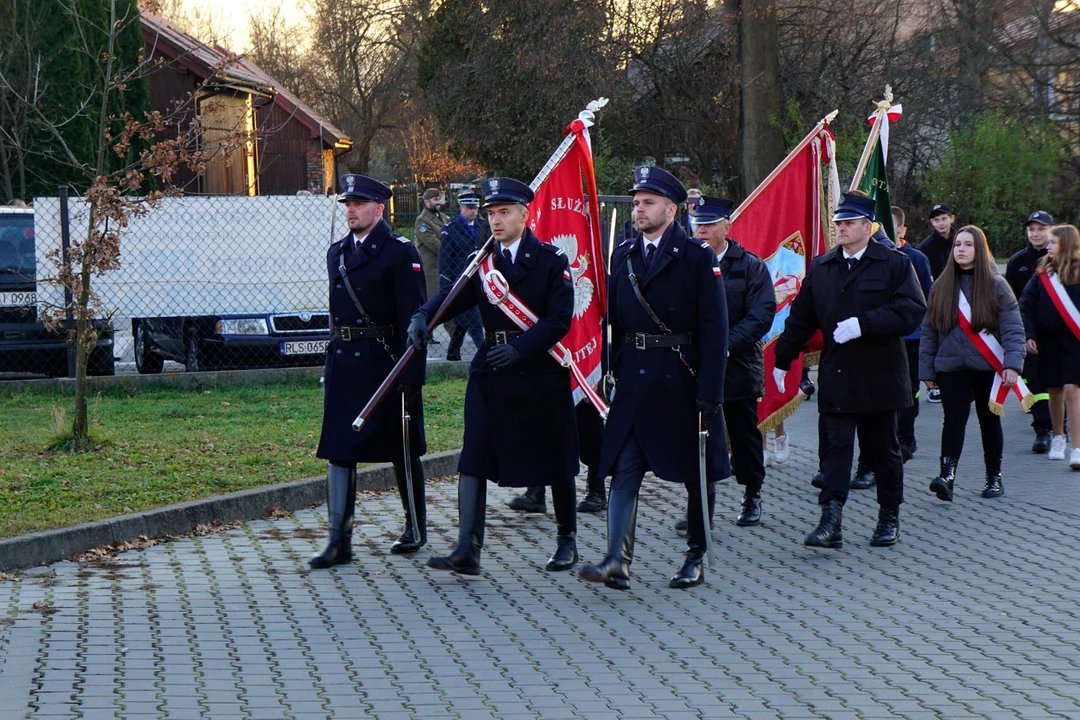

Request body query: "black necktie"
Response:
[503, 248, 513, 265]
[645, 243, 656, 268]
[847, 256, 859, 272]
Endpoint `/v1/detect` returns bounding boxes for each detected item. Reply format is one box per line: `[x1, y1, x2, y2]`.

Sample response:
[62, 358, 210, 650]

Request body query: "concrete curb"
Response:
[0, 449, 462, 572]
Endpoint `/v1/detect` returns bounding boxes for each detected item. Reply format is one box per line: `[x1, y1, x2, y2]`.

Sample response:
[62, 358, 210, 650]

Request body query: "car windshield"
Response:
[0, 216, 34, 275]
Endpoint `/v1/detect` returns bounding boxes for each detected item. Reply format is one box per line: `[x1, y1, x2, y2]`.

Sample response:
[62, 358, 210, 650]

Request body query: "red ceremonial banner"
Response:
[731, 124, 834, 430]
[528, 119, 607, 403]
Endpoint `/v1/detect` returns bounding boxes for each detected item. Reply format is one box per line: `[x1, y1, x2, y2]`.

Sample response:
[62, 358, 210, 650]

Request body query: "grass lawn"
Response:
[0, 376, 466, 539]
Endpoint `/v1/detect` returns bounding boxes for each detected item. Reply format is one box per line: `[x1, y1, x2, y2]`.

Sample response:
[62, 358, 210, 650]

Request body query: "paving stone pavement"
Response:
[2, 391, 1080, 719]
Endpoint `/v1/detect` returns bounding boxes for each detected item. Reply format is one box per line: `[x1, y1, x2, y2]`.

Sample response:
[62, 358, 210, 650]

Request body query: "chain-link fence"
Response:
[0, 193, 638, 379]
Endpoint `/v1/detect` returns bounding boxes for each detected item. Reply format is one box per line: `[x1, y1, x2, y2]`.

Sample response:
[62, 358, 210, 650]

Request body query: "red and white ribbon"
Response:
[480, 253, 609, 419]
[1040, 270, 1080, 343]
[956, 290, 1033, 415]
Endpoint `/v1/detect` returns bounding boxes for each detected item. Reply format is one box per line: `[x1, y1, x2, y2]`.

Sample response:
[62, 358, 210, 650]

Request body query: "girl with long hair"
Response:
[1020, 225, 1080, 468]
[919, 225, 1026, 500]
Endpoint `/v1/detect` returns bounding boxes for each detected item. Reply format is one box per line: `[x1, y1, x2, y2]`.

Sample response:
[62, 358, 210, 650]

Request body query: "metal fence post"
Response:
[59, 185, 75, 378]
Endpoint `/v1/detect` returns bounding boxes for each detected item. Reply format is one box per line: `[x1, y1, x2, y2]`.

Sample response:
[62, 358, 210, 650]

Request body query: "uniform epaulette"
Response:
[539, 242, 563, 256]
[618, 237, 634, 247]
[700, 242, 711, 250]
[394, 235, 411, 244]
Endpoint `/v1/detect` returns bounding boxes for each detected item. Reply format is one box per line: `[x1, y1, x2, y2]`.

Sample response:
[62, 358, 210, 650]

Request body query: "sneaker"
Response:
[1033, 431, 1052, 454]
[773, 434, 790, 463]
[1071, 448, 1080, 470]
[1050, 435, 1067, 461]
[927, 388, 941, 403]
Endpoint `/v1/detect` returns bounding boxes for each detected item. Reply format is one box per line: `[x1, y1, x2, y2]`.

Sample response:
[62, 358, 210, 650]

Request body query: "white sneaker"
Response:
[764, 449, 773, 467]
[773, 434, 790, 463]
[928, 388, 942, 403]
[1050, 435, 1067, 461]
[1070, 448, 1080, 470]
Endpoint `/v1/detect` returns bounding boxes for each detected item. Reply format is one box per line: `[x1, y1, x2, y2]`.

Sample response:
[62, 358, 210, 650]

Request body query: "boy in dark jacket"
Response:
[917, 202, 956, 404]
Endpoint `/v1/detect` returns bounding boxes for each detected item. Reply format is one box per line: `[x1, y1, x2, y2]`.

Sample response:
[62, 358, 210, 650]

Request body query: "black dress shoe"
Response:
[800, 377, 816, 398]
[736, 492, 762, 526]
[427, 549, 481, 575]
[870, 506, 900, 547]
[674, 517, 688, 534]
[545, 541, 578, 571]
[811, 473, 824, 489]
[851, 467, 876, 490]
[309, 541, 353, 569]
[577, 471, 607, 513]
[668, 552, 704, 589]
[1032, 432, 1051, 454]
[981, 472, 1004, 498]
[805, 499, 843, 549]
[508, 486, 547, 513]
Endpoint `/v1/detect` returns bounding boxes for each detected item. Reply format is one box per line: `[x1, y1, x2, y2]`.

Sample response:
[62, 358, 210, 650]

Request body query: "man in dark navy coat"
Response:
[580, 166, 729, 591]
[774, 194, 925, 550]
[313, 174, 428, 569]
[439, 189, 487, 360]
[407, 177, 579, 576]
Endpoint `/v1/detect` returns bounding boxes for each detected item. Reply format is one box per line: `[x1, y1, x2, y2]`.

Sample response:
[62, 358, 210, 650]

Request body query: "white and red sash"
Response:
[956, 290, 1034, 416]
[1039, 270, 1080, 343]
[480, 253, 609, 419]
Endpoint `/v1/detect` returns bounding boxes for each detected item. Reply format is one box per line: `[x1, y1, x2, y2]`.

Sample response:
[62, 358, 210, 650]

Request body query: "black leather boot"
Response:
[427, 474, 486, 575]
[1032, 431, 1051, 454]
[804, 499, 843, 549]
[576, 469, 607, 513]
[390, 457, 427, 554]
[929, 456, 958, 502]
[851, 464, 876, 490]
[546, 481, 578, 571]
[981, 458, 1003, 498]
[310, 464, 356, 569]
[508, 485, 546, 513]
[870, 506, 900, 547]
[580, 489, 638, 590]
[670, 485, 710, 589]
[736, 486, 762, 526]
[811, 472, 824, 489]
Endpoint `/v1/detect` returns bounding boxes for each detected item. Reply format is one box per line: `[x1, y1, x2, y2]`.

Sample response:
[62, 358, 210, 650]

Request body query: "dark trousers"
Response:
[724, 397, 765, 492]
[1023, 356, 1052, 434]
[446, 308, 484, 357]
[937, 370, 1003, 464]
[819, 411, 904, 508]
[897, 339, 921, 443]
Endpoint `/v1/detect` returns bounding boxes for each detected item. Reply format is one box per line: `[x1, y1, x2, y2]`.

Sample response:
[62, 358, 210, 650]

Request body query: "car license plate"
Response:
[281, 340, 328, 356]
[0, 291, 35, 307]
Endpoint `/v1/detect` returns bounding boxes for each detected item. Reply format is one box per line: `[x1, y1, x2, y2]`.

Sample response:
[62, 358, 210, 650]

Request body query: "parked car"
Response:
[0, 206, 115, 377]
[132, 311, 330, 373]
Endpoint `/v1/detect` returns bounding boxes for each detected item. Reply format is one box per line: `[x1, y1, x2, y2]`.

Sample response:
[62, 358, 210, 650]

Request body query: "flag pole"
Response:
[732, 110, 838, 222]
[529, 98, 609, 191]
[849, 85, 893, 192]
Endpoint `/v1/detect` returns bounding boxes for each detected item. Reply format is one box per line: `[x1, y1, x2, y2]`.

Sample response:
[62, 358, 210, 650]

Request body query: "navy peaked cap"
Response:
[629, 165, 687, 204]
[694, 196, 737, 224]
[832, 194, 876, 222]
[481, 177, 534, 207]
[338, 174, 392, 203]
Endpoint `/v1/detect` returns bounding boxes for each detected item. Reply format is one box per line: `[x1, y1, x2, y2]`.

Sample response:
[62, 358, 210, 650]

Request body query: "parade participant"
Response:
[312, 175, 428, 568]
[774, 194, 925, 549]
[440, 190, 487, 361]
[918, 203, 957, 404]
[920, 226, 1025, 500]
[408, 177, 580, 575]
[680, 195, 774, 527]
[580, 167, 729, 591]
[415, 188, 450, 342]
[682, 188, 702, 235]
[1007, 211, 1055, 453]
[1020, 225, 1080, 468]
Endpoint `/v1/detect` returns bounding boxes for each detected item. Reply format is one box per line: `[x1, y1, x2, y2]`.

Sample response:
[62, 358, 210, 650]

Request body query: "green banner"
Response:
[858, 137, 896, 243]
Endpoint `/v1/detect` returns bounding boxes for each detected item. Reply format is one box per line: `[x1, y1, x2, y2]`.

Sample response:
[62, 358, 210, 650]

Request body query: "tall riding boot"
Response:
[981, 457, 1003, 498]
[804, 499, 843, 549]
[670, 484, 710, 589]
[390, 456, 427, 554]
[310, 464, 357, 569]
[546, 481, 578, 571]
[929, 456, 959, 502]
[508, 485, 547, 513]
[580, 489, 638, 590]
[577, 468, 607, 513]
[428, 474, 486, 575]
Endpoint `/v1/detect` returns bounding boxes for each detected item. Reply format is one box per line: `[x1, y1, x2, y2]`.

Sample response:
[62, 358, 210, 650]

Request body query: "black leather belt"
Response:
[626, 331, 693, 349]
[334, 325, 392, 341]
[484, 330, 523, 345]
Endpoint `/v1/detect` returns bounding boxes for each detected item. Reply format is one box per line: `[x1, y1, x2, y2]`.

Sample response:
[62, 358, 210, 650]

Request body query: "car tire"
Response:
[134, 322, 164, 374]
[184, 331, 202, 372]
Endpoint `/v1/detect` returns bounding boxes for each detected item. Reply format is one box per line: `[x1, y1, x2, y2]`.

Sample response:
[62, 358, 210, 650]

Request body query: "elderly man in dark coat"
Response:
[580, 166, 729, 592]
[408, 177, 579, 576]
[774, 194, 926, 550]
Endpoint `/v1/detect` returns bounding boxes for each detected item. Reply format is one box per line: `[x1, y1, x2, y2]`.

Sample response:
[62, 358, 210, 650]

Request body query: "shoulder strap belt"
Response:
[624, 255, 697, 378]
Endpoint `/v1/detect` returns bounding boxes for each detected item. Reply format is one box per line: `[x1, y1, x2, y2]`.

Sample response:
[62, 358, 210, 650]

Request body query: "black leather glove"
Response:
[399, 383, 421, 406]
[486, 344, 521, 369]
[696, 399, 720, 426]
[406, 311, 429, 349]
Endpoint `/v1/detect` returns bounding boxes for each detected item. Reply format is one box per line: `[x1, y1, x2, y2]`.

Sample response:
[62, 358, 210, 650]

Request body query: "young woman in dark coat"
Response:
[919, 226, 1026, 501]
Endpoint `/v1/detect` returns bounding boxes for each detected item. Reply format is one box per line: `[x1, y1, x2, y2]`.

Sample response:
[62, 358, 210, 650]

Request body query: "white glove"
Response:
[833, 317, 862, 344]
[773, 368, 787, 393]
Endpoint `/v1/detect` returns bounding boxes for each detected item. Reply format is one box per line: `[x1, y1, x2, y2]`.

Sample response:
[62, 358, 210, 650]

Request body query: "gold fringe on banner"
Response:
[988, 400, 1004, 417]
[1021, 392, 1036, 412]
[803, 351, 821, 368]
[758, 391, 808, 434]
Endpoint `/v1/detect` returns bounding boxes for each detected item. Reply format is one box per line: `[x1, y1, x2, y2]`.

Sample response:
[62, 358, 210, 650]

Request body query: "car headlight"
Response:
[215, 318, 269, 335]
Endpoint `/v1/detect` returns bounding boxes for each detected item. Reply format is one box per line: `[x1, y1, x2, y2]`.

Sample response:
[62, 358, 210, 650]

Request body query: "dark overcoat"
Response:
[720, 239, 776, 402]
[438, 214, 486, 292]
[597, 221, 731, 485]
[422, 228, 578, 487]
[316, 219, 427, 465]
[774, 240, 926, 415]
